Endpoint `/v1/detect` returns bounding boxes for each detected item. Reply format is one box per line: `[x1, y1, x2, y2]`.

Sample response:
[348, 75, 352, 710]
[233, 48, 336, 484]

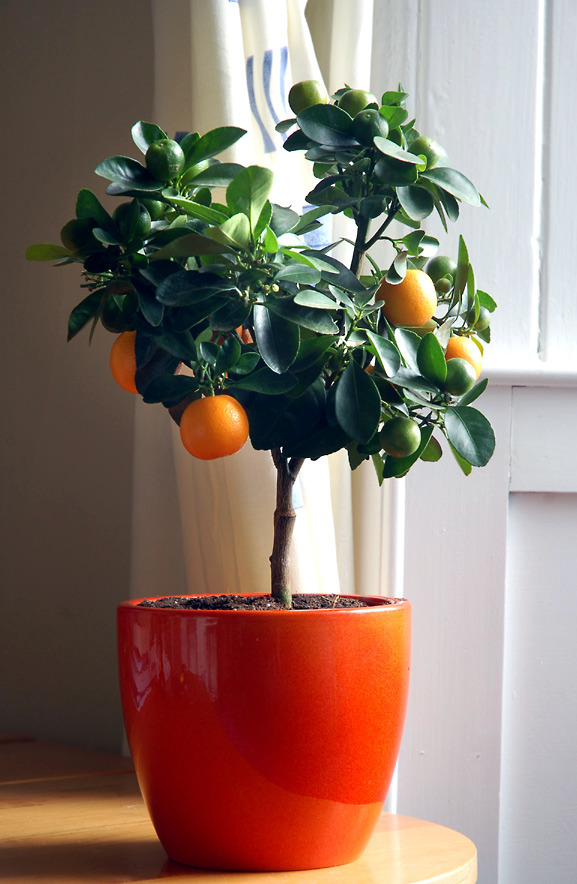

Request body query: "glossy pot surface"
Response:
[117, 595, 411, 871]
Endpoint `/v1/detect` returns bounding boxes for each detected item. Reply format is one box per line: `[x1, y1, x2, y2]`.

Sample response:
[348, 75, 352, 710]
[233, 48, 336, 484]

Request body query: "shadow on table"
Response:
[0, 838, 222, 881]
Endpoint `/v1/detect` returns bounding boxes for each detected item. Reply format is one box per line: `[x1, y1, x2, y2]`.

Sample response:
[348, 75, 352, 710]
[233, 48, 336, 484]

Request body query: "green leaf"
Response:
[67, 290, 103, 340]
[420, 434, 443, 462]
[170, 297, 227, 332]
[184, 126, 247, 165]
[449, 442, 473, 475]
[379, 105, 409, 128]
[478, 290, 497, 312]
[141, 374, 198, 406]
[275, 263, 321, 285]
[288, 205, 331, 235]
[294, 290, 337, 309]
[228, 351, 260, 376]
[131, 121, 168, 153]
[263, 225, 279, 253]
[421, 167, 481, 206]
[374, 155, 418, 186]
[417, 333, 447, 385]
[282, 419, 351, 460]
[444, 406, 495, 467]
[178, 132, 200, 157]
[253, 200, 272, 241]
[151, 233, 229, 260]
[266, 298, 339, 334]
[156, 270, 234, 306]
[458, 376, 489, 406]
[199, 341, 219, 367]
[253, 304, 300, 373]
[300, 250, 367, 292]
[396, 185, 434, 221]
[386, 251, 407, 283]
[232, 366, 297, 394]
[334, 360, 381, 444]
[347, 442, 369, 471]
[168, 196, 230, 224]
[453, 235, 470, 302]
[248, 382, 325, 450]
[381, 90, 409, 106]
[270, 204, 301, 236]
[184, 163, 245, 188]
[208, 213, 251, 249]
[275, 117, 297, 133]
[373, 137, 422, 164]
[209, 300, 250, 332]
[291, 335, 335, 371]
[296, 104, 357, 147]
[438, 188, 460, 222]
[75, 189, 111, 228]
[132, 281, 165, 327]
[366, 330, 401, 376]
[283, 129, 313, 152]
[214, 336, 242, 374]
[227, 165, 274, 232]
[402, 230, 425, 254]
[26, 243, 72, 261]
[95, 155, 162, 191]
[394, 327, 423, 371]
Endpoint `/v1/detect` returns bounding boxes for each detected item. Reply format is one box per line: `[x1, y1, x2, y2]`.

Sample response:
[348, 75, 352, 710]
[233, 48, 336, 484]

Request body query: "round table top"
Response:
[0, 735, 477, 883]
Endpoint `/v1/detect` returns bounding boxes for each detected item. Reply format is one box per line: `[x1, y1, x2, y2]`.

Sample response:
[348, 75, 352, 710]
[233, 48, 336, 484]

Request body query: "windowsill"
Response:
[485, 361, 577, 387]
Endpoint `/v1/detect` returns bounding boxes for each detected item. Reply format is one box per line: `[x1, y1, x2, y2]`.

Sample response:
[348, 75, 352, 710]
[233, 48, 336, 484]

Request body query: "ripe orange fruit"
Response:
[444, 335, 483, 377]
[180, 394, 249, 460]
[376, 269, 438, 327]
[110, 330, 138, 394]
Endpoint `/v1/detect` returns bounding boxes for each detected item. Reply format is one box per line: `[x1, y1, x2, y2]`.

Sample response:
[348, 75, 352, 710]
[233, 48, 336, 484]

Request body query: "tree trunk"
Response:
[270, 450, 304, 607]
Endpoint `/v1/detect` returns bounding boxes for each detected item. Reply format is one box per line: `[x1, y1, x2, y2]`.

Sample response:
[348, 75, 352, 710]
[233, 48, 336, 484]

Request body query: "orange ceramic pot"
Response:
[117, 595, 411, 871]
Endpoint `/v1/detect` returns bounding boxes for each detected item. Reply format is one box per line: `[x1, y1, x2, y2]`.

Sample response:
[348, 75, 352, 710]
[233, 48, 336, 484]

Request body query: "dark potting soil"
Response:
[138, 594, 393, 611]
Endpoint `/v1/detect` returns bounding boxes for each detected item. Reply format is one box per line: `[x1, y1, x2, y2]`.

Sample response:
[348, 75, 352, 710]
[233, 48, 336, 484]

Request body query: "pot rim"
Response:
[118, 594, 410, 616]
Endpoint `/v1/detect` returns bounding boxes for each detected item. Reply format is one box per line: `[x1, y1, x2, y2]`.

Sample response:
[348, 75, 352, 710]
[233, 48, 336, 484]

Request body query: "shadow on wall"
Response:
[0, 0, 155, 753]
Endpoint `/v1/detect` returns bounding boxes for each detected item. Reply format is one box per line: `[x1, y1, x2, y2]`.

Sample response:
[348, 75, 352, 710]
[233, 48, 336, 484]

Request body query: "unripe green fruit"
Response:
[435, 277, 453, 295]
[338, 89, 378, 117]
[474, 306, 491, 331]
[113, 201, 151, 240]
[351, 109, 389, 146]
[141, 198, 166, 221]
[288, 80, 328, 114]
[408, 135, 448, 169]
[426, 255, 457, 284]
[443, 358, 477, 396]
[145, 138, 185, 182]
[380, 416, 422, 458]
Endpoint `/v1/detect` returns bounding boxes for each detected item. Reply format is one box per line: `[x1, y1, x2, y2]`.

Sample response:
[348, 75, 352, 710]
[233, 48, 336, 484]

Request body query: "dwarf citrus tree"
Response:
[27, 84, 496, 607]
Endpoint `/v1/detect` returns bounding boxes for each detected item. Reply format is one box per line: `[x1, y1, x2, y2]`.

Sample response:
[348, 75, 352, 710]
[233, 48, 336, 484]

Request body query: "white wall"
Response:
[368, 2, 577, 882]
[0, 1, 154, 752]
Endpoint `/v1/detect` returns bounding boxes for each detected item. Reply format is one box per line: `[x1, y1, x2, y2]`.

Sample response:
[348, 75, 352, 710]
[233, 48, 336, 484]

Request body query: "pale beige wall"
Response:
[0, 1, 154, 752]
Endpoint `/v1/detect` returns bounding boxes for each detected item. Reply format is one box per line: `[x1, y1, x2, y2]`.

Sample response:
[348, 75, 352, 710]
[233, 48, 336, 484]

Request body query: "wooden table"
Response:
[0, 733, 477, 883]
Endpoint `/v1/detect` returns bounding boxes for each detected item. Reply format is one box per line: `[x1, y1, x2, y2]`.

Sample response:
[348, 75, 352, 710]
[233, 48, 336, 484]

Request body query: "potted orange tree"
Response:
[27, 83, 495, 871]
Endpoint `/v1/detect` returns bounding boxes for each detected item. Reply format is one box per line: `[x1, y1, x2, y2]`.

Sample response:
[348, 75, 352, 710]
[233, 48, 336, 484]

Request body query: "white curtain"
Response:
[130, 0, 399, 601]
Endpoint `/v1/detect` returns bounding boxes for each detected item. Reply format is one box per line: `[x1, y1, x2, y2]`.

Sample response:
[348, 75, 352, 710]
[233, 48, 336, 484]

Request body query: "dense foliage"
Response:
[27, 85, 496, 603]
